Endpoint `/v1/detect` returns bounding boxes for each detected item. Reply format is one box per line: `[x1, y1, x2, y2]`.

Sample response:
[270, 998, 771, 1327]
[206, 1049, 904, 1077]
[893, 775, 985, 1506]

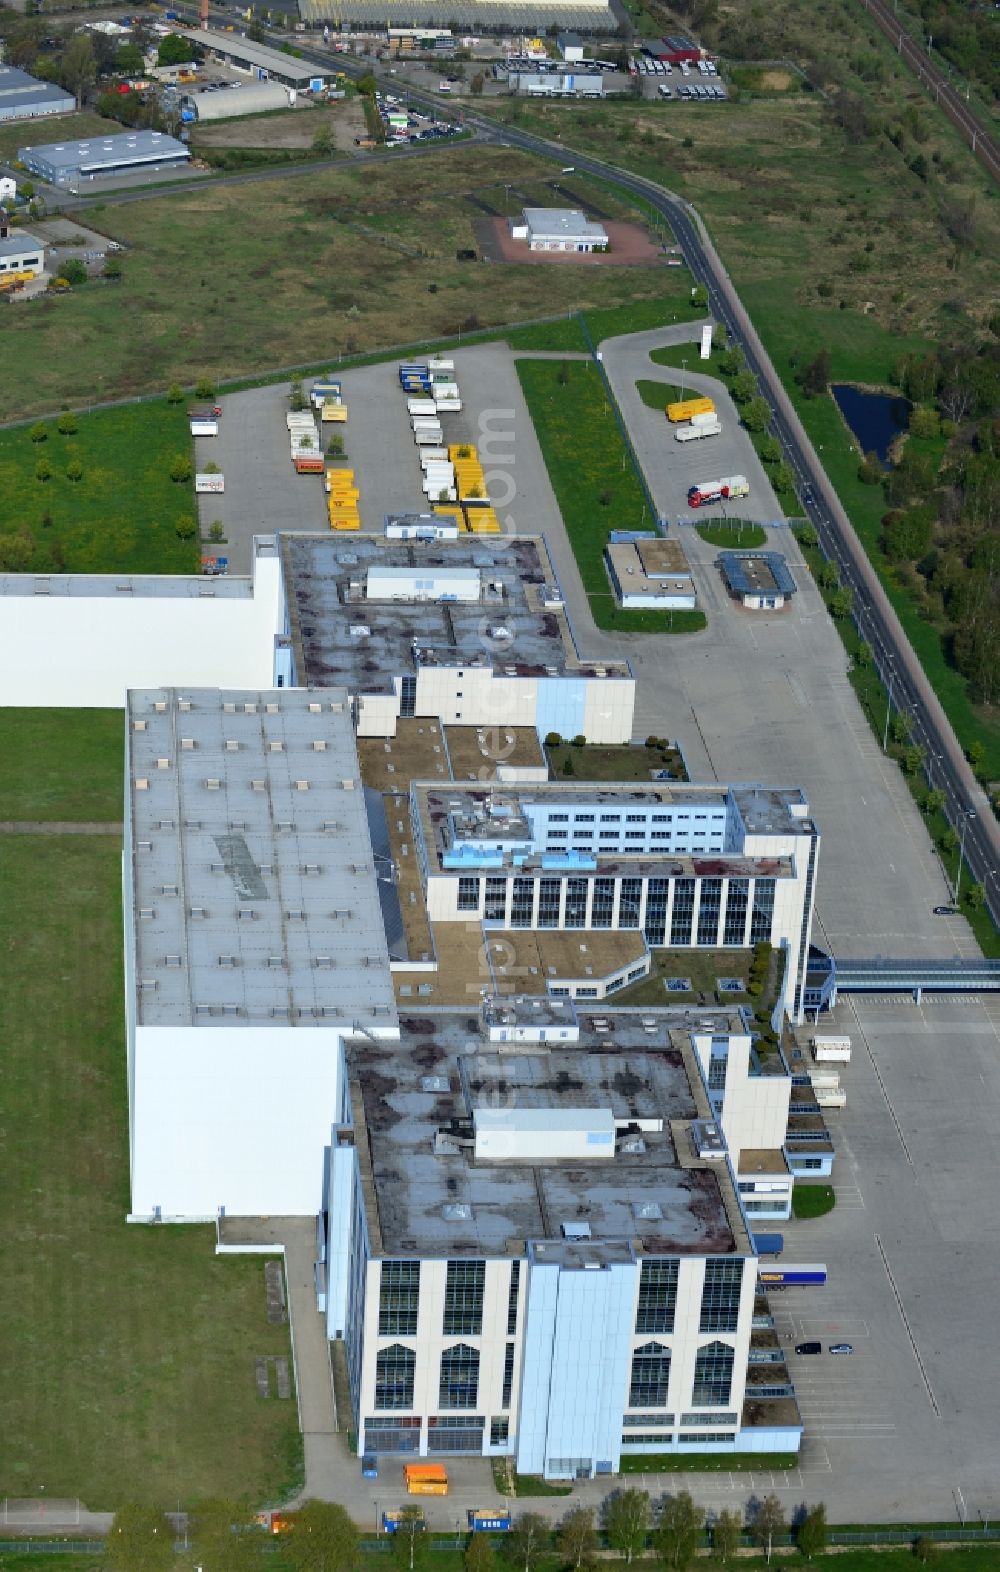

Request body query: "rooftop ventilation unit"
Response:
[692, 1119, 727, 1160]
[633, 1201, 661, 1219]
[561, 1221, 592, 1240]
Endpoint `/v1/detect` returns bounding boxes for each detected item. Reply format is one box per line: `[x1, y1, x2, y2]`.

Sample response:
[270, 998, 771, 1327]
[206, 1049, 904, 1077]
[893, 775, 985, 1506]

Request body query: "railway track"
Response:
[857, 0, 1000, 184]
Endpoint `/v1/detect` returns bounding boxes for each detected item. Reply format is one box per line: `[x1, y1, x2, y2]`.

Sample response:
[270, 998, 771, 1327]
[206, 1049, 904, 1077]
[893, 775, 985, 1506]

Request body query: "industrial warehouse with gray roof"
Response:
[17, 129, 190, 187]
[0, 65, 74, 123]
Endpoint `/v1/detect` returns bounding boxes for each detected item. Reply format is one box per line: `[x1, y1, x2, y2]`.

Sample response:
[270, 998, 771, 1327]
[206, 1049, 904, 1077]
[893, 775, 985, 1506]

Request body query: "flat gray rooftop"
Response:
[281, 533, 630, 691]
[127, 687, 396, 1031]
[351, 1009, 744, 1258]
[0, 571, 253, 599]
[522, 207, 608, 240]
[181, 27, 329, 82]
[0, 234, 43, 260]
[18, 129, 188, 169]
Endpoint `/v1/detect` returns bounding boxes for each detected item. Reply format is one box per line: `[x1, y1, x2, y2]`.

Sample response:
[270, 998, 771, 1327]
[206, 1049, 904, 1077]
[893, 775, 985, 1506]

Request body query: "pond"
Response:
[831, 384, 912, 466]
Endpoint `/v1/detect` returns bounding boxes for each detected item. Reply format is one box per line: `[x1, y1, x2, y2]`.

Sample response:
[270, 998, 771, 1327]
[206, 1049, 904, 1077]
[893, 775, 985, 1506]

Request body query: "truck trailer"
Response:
[404, 1463, 449, 1496]
[811, 1034, 852, 1062]
[687, 474, 749, 508]
[666, 395, 715, 423]
[674, 417, 722, 442]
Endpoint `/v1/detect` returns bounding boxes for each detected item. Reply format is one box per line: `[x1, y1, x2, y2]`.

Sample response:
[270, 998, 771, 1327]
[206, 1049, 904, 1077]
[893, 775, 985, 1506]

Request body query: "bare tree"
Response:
[557, 1507, 598, 1570]
[510, 1513, 549, 1572]
[752, 1495, 786, 1565]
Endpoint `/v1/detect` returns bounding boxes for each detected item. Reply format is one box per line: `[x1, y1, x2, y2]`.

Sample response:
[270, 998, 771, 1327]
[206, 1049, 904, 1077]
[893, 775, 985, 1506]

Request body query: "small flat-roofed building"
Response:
[322, 1004, 801, 1474]
[606, 536, 696, 611]
[279, 533, 634, 743]
[557, 30, 585, 59]
[511, 206, 609, 252]
[0, 228, 44, 278]
[125, 686, 398, 1223]
[18, 128, 190, 187]
[409, 779, 821, 1022]
[179, 27, 330, 90]
[0, 64, 74, 122]
[718, 551, 796, 611]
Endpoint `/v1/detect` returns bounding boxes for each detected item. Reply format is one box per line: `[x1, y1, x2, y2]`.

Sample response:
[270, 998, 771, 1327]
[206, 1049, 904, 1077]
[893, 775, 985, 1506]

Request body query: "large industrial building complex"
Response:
[297, 0, 615, 30]
[178, 28, 331, 91]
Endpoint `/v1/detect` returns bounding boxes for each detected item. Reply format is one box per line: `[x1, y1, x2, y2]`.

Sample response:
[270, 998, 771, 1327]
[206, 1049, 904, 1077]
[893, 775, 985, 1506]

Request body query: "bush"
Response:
[166, 383, 185, 405]
[195, 375, 215, 400]
[175, 514, 197, 540]
[912, 1537, 938, 1563]
[544, 732, 562, 747]
[57, 411, 79, 436]
[572, 735, 586, 747]
[169, 454, 193, 484]
[57, 258, 87, 287]
[202, 461, 220, 475]
[35, 457, 52, 482]
[29, 422, 48, 444]
[209, 520, 225, 543]
[103, 257, 123, 280]
[66, 459, 84, 482]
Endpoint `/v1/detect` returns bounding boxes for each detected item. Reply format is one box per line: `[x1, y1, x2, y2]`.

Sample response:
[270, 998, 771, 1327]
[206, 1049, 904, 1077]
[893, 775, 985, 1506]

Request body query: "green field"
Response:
[696, 521, 768, 549]
[1, 723, 302, 1506]
[614, 948, 753, 1008]
[545, 740, 688, 781]
[516, 358, 706, 635]
[635, 378, 686, 411]
[0, 708, 124, 819]
[506, 295, 703, 353]
[793, 1182, 837, 1219]
[0, 148, 685, 421]
[0, 111, 119, 163]
[0, 404, 200, 575]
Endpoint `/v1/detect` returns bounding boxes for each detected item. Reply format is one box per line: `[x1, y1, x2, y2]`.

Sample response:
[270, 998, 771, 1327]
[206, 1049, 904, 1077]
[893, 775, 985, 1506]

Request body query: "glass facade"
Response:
[457, 876, 480, 912]
[537, 878, 561, 928]
[699, 1260, 743, 1333]
[439, 1343, 480, 1409]
[629, 1342, 672, 1408]
[723, 878, 749, 945]
[635, 1258, 679, 1334]
[501, 1341, 515, 1408]
[691, 1342, 735, 1407]
[484, 876, 507, 923]
[443, 1260, 485, 1335]
[670, 878, 695, 945]
[644, 878, 670, 946]
[511, 877, 534, 929]
[507, 1261, 520, 1335]
[618, 878, 642, 929]
[565, 877, 588, 928]
[750, 878, 776, 944]
[374, 1343, 416, 1409]
[697, 878, 722, 946]
[427, 1415, 485, 1453]
[378, 1260, 420, 1336]
[591, 878, 615, 928]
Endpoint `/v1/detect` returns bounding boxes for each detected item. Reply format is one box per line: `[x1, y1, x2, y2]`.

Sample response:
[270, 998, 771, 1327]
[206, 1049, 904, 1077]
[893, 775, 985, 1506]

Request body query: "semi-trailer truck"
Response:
[687, 474, 749, 507]
[758, 1263, 827, 1286]
[674, 417, 722, 442]
[666, 395, 715, 423]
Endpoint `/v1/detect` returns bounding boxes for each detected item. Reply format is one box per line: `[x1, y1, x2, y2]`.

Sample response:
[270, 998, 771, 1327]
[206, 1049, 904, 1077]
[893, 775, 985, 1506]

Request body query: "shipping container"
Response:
[468, 1511, 512, 1532]
[811, 1035, 852, 1062]
[405, 1463, 449, 1496]
[427, 358, 454, 372]
[383, 1510, 427, 1533]
[321, 403, 348, 422]
[195, 473, 225, 493]
[190, 420, 218, 437]
[407, 399, 437, 415]
[674, 418, 722, 442]
[758, 1263, 827, 1287]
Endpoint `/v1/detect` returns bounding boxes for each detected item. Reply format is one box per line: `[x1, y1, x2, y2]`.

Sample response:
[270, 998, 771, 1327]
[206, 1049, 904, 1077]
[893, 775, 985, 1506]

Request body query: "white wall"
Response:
[0, 540, 283, 708]
[129, 1022, 343, 1220]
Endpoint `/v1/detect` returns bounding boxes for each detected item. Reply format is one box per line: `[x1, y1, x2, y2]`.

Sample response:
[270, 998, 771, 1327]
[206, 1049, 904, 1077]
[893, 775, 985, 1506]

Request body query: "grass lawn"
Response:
[614, 948, 752, 1008]
[1, 148, 682, 422]
[696, 521, 768, 549]
[545, 741, 688, 781]
[1, 829, 302, 1506]
[0, 403, 200, 575]
[635, 378, 686, 411]
[619, 1451, 799, 1473]
[792, 1182, 836, 1219]
[0, 111, 120, 163]
[0, 709, 124, 820]
[516, 358, 706, 634]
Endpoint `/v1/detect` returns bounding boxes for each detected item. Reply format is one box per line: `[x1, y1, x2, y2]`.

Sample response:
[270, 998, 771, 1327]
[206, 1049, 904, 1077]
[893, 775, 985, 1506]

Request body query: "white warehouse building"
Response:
[408, 781, 821, 1022]
[124, 686, 398, 1223]
[321, 1004, 801, 1476]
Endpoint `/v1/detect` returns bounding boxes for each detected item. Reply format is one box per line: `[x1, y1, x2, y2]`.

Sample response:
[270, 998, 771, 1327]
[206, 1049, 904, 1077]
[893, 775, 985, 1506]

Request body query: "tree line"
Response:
[102, 1490, 831, 1572]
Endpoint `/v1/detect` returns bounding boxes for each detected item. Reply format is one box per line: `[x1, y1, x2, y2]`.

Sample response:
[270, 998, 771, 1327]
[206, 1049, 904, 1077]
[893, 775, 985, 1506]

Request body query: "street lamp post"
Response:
[954, 810, 975, 904]
[882, 665, 896, 752]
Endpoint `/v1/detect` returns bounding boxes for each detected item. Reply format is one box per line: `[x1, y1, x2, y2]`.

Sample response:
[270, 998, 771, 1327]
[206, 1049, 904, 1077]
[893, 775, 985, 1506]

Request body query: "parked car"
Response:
[933, 904, 958, 915]
[362, 1453, 379, 1477]
[829, 1343, 854, 1355]
[795, 1341, 822, 1355]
